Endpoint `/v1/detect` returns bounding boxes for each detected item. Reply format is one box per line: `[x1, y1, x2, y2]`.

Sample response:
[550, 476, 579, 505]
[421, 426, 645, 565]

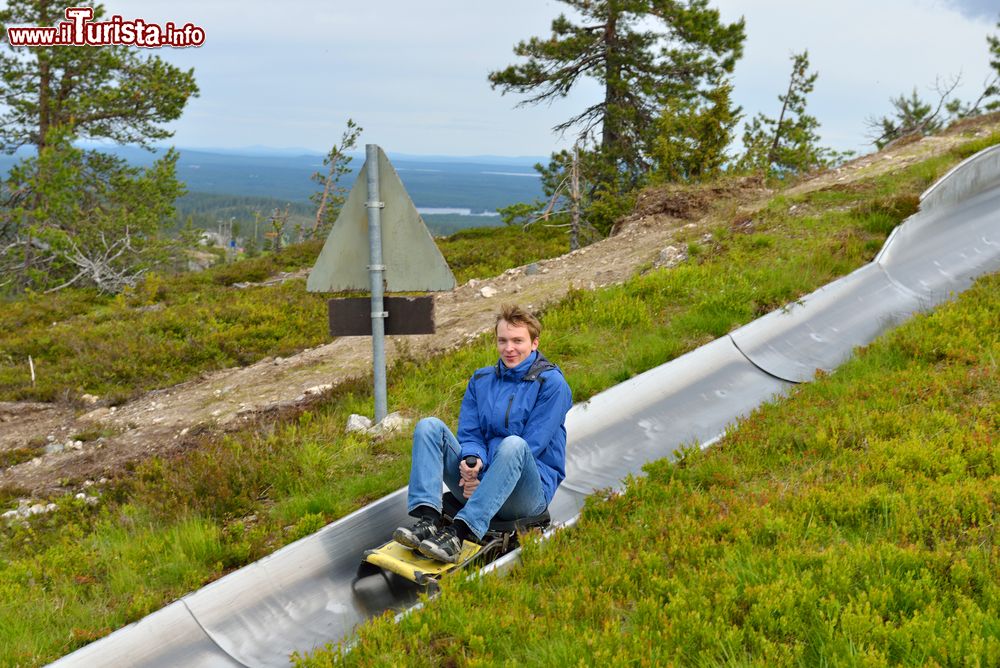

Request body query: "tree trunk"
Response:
[601, 9, 621, 153]
[314, 151, 341, 234]
[38, 60, 50, 150]
[37, 1, 53, 151]
[313, 173, 333, 234]
[570, 146, 581, 251]
[766, 75, 794, 169]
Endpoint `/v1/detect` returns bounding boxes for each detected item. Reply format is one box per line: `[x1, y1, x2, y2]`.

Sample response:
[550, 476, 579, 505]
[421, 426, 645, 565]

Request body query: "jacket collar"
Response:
[495, 351, 538, 380]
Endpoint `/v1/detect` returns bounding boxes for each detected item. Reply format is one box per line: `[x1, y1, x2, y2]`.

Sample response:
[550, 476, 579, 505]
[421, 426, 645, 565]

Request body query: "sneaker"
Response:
[393, 518, 439, 549]
[418, 525, 464, 564]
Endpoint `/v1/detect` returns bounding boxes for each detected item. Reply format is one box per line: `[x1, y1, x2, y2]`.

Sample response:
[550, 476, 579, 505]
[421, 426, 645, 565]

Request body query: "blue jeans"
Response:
[406, 417, 547, 540]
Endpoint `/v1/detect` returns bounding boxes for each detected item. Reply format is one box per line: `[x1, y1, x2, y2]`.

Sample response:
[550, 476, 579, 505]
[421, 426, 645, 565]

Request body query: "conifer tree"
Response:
[869, 88, 943, 150]
[2, 132, 184, 293]
[0, 0, 198, 152]
[650, 79, 740, 182]
[310, 119, 362, 238]
[0, 0, 199, 293]
[738, 51, 832, 176]
[872, 23, 1000, 148]
[985, 18, 1000, 111]
[489, 0, 745, 180]
[498, 139, 633, 243]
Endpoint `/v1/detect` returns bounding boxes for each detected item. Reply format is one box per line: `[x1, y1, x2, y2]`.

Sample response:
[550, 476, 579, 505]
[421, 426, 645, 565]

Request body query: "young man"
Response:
[394, 304, 573, 563]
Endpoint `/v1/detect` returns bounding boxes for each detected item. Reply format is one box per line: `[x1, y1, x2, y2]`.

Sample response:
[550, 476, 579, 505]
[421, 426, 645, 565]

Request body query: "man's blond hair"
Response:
[496, 304, 541, 341]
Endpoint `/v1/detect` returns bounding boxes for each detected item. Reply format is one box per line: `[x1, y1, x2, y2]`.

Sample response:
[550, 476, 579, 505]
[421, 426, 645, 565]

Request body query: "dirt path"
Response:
[2, 119, 996, 498]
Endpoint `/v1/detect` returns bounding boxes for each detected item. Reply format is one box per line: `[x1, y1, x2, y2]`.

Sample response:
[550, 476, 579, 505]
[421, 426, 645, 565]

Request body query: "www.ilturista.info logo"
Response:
[5, 6, 205, 48]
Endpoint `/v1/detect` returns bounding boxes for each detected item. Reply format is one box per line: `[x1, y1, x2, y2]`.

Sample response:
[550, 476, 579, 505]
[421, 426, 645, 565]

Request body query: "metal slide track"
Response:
[50, 145, 1000, 667]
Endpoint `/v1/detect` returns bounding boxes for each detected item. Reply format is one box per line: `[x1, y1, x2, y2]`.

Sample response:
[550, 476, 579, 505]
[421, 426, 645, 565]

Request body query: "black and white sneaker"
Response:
[418, 525, 464, 563]
[393, 518, 439, 549]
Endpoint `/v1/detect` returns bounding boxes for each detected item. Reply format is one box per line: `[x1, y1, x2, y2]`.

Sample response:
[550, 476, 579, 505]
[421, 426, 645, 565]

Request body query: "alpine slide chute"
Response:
[51, 144, 1000, 667]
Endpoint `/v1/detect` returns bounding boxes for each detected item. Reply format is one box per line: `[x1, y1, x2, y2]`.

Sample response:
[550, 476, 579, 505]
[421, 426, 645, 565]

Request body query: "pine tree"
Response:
[869, 89, 942, 150]
[873, 24, 1000, 145]
[489, 0, 745, 181]
[0, 0, 199, 293]
[0, 0, 198, 152]
[650, 79, 740, 182]
[309, 119, 362, 239]
[738, 50, 831, 176]
[985, 19, 1000, 112]
[3, 132, 184, 293]
[497, 140, 634, 243]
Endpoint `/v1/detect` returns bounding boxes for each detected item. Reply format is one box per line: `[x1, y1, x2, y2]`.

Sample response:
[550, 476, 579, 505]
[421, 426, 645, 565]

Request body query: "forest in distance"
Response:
[0, 145, 543, 239]
[174, 193, 507, 238]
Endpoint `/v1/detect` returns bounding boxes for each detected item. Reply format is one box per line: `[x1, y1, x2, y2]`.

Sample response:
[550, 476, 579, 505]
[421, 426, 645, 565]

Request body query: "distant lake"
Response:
[418, 207, 500, 217]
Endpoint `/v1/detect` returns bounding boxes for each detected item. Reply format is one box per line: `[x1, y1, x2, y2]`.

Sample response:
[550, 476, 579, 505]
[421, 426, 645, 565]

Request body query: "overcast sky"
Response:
[88, 1, 1000, 157]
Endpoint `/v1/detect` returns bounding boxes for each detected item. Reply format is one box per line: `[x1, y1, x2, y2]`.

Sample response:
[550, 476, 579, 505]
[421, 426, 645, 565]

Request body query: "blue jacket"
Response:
[457, 351, 572, 506]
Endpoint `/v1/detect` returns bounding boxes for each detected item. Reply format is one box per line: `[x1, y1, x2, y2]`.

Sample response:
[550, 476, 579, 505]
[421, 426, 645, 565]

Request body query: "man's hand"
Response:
[459, 457, 483, 499]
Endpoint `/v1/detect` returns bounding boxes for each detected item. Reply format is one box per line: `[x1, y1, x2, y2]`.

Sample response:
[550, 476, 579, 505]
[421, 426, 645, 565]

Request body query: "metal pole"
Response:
[365, 144, 388, 423]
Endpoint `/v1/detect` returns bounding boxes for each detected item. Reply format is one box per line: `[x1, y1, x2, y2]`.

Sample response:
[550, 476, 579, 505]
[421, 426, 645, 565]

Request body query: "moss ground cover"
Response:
[297, 272, 1000, 668]
[0, 224, 568, 403]
[0, 136, 996, 666]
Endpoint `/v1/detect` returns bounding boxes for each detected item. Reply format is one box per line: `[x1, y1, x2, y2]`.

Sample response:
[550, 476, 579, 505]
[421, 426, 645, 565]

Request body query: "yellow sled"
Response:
[362, 539, 483, 586]
[356, 491, 551, 588]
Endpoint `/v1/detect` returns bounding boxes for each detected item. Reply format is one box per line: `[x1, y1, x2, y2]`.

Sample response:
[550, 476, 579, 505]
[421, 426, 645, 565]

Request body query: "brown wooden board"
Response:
[328, 296, 435, 336]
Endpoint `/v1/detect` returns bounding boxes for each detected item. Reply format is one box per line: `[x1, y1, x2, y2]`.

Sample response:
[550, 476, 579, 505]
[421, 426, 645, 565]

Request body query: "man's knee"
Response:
[495, 435, 529, 461]
[414, 416, 445, 437]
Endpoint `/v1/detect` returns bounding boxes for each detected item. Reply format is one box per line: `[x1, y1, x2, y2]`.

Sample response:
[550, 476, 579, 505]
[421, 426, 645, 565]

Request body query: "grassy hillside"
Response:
[0, 133, 997, 666]
[0, 224, 567, 405]
[299, 271, 999, 668]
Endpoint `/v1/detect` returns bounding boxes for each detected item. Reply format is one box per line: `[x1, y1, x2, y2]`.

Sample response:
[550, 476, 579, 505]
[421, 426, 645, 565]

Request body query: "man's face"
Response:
[496, 319, 539, 368]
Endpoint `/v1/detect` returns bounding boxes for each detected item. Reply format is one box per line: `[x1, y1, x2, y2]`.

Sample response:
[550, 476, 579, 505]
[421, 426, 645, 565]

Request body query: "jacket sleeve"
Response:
[519, 371, 573, 460]
[457, 375, 488, 464]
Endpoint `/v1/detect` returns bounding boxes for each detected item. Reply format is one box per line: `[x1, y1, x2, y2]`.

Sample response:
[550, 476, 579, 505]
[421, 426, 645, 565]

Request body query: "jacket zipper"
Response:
[504, 391, 515, 429]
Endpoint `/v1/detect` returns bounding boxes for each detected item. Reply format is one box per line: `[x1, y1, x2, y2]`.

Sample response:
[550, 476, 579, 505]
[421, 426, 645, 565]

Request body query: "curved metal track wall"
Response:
[51, 146, 1000, 667]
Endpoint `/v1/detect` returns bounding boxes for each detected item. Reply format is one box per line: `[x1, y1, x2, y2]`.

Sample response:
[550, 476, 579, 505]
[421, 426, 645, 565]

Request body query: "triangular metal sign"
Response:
[307, 148, 457, 293]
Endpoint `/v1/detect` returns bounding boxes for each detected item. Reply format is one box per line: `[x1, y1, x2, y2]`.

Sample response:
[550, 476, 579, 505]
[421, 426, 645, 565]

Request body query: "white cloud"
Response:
[111, 1, 997, 156]
[716, 0, 996, 152]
